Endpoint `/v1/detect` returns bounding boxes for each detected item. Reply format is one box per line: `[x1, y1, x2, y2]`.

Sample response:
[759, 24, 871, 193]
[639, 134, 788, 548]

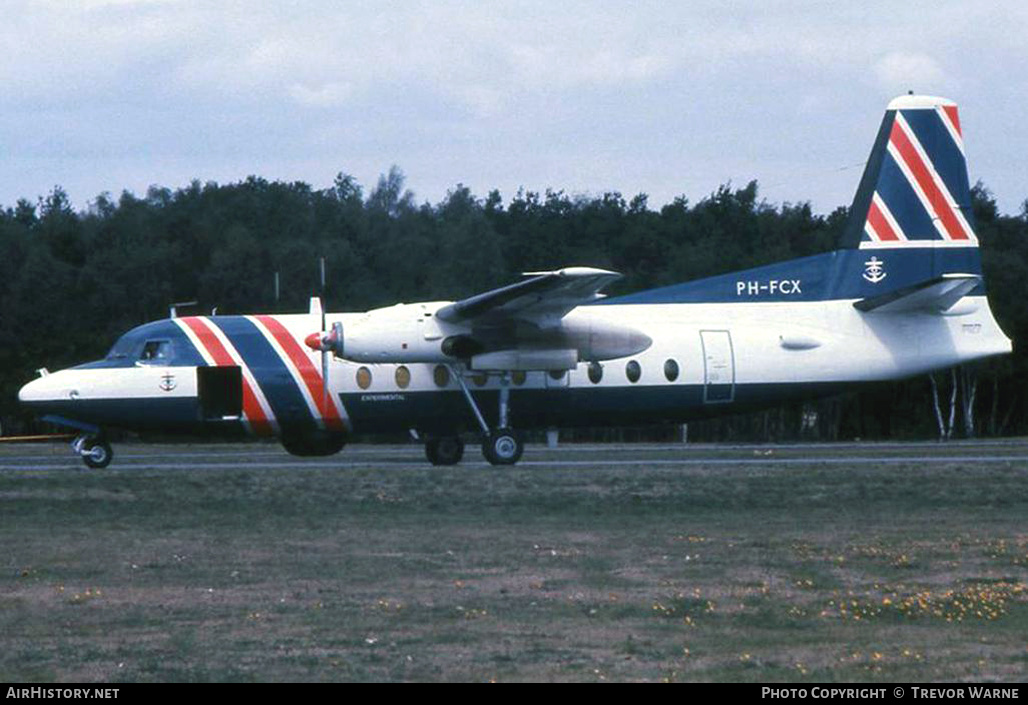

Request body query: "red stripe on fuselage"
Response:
[889, 121, 970, 240]
[180, 317, 275, 436]
[254, 315, 345, 432]
[867, 198, 900, 241]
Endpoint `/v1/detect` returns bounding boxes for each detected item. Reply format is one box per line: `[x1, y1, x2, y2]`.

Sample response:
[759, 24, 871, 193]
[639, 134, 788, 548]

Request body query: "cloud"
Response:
[874, 52, 947, 95]
[288, 82, 354, 108]
[1, 2, 1027, 214]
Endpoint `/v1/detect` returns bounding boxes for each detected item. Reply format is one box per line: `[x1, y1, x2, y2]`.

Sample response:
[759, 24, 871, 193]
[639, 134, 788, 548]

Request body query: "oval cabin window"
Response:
[588, 362, 603, 384]
[356, 367, 372, 390]
[512, 370, 527, 386]
[626, 360, 641, 383]
[433, 364, 450, 388]
[664, 359, 679, 382]
[395, 365, 411, 389]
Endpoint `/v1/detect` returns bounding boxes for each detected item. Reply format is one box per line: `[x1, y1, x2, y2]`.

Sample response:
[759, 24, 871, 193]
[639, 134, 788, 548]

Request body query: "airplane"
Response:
[17, 95, 1013, 468]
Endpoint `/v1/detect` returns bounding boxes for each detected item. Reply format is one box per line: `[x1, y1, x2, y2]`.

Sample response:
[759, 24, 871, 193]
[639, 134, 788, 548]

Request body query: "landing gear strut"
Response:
[73, 434, 113, 469]
[449, 366, 525, 466]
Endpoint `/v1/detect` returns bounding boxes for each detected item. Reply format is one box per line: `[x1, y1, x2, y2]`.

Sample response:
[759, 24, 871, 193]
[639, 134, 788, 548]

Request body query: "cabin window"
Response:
[139, 340, 173, 364]
[548, 370, 566, 381]
[664, 359, 679, 382]
[395, 365, 411, 389]
[356, 367, 372, 390]
[433, 364, 450, 388]
[512, 370, 527, 386]
[472, 372, 488, 387]
[588, 362, 603, 384]
[626, 360, 641, 383]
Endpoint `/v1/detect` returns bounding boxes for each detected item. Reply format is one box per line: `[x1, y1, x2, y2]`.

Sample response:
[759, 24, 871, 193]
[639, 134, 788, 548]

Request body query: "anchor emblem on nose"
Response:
[159, 373, 177, 392]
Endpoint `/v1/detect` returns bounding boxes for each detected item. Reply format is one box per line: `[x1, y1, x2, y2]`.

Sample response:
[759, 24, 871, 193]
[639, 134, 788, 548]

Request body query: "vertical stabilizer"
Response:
[840, 95, 977, 250]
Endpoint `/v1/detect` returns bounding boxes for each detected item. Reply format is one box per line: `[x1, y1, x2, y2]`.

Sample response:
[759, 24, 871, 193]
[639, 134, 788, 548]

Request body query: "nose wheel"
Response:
[73, 435, 113, 469]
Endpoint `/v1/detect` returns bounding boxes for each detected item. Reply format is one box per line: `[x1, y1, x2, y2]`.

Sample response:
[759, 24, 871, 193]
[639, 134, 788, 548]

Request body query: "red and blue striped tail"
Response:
[844, 95, 977, 250]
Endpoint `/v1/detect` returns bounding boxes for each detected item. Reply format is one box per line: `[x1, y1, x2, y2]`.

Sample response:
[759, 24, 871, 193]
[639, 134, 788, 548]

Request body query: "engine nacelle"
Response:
[550, 313, 652, 361]
[341, 302, 464, 363]
[336, 302, 652, 366]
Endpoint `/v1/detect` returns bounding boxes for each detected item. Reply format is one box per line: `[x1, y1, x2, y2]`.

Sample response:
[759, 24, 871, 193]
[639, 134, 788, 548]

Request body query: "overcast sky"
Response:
[3, 0, 1027, 215]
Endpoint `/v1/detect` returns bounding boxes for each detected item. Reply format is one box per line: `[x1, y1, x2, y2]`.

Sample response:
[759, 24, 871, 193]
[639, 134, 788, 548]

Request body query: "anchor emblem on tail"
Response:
[863, 256, 887, 284]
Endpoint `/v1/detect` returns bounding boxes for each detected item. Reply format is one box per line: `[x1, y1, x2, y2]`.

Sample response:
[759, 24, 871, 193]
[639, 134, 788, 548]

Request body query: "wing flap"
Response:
[435, 267, 621, 325]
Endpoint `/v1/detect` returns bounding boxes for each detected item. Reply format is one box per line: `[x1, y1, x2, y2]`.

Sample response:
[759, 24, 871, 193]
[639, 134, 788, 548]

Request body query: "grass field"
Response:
[1, 440, 1027, 682]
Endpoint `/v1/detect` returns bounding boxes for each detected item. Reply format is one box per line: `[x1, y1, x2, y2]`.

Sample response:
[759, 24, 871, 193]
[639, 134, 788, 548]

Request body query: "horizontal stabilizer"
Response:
[853, 273, 981, 313]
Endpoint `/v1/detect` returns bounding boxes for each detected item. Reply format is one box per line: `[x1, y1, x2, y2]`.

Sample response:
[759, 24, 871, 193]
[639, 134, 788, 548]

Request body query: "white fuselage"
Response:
[17, 294, 1011, 439]
[315, 295, 1009, 401]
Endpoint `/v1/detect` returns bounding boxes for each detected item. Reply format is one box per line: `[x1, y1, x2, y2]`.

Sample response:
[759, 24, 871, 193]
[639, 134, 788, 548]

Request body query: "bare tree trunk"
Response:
[946, 368, 958, 440]
[930, 370, 961, 441]
[930, 373, 946, 441]
[960, 366, 978, 438]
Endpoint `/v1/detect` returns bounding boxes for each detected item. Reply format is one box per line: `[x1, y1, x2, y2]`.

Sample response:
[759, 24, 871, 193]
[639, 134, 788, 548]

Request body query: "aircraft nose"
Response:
[18, 375, 47, 404]
[18, 372, 71, 406]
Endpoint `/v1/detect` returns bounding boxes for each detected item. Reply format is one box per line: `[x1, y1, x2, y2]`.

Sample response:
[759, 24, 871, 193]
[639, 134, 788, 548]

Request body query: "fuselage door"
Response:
[197, 366, 243, 419]
[700, 330, 735, 403]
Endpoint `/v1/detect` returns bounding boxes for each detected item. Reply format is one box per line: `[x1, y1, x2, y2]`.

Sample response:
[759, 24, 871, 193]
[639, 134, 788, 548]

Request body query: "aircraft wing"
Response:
[435, 267, 622, 327]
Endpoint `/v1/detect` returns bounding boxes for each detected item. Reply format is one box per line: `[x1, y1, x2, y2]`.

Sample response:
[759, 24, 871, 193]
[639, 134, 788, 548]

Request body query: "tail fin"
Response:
[841, 95, 978, 250]
[603, 95, 995, 308]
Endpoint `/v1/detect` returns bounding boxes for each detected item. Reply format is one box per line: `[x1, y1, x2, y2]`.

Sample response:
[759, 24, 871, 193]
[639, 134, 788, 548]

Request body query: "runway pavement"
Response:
[2, 438, 1027, 471]
[3, 436, 1027, 681]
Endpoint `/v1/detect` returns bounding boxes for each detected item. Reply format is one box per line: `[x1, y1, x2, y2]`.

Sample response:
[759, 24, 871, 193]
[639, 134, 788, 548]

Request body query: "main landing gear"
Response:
[424, 435, 465, 465]
[482, 428, 524, 466]
[448, 366, 526, 466]
[73, 434, 113, 469]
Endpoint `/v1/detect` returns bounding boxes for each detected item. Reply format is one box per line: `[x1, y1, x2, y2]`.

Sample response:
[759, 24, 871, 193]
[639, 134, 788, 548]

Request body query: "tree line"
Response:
[0, 168, 1025, 441]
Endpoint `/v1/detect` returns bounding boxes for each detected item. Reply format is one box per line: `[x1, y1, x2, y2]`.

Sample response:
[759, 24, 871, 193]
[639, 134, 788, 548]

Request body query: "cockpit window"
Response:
[106, 336, 134, 360]
[139, 340, 174, 364]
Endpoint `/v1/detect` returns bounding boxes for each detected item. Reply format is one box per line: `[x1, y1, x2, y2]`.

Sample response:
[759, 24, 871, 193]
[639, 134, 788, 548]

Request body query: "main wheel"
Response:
[482, 428, 524, 466]
[281, 432, 347, 457]
[82, 439, 113, 469]
[425, 436, 465, 466]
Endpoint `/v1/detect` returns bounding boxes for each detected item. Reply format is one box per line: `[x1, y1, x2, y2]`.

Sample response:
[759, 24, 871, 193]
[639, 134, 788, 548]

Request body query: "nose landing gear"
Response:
[73, 434, 113, 469]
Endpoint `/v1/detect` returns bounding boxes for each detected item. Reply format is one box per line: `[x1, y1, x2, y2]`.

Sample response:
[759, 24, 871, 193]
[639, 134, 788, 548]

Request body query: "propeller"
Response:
[304, 298, 343, 414]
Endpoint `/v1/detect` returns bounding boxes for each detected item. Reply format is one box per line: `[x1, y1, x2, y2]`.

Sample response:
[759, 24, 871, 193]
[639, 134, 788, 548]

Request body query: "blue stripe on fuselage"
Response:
[598, 246, 981, 305]
[341, 382, 864, 435]
[26, 397, 209, 432]
[74, 319, 207, 370]
[207, 316, 317, 432]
